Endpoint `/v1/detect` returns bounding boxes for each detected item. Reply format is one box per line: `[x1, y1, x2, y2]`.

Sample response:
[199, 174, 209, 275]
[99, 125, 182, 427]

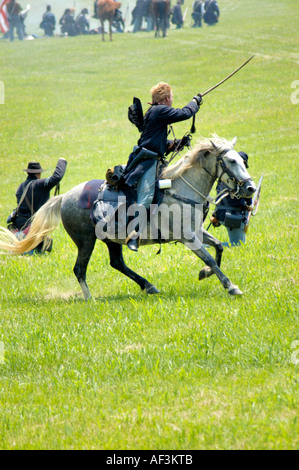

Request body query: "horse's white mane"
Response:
[162, 134, 234, 180]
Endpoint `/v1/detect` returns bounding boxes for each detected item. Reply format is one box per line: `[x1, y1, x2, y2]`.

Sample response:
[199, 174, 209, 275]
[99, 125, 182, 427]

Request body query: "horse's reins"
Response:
[167, 150, 251, 207]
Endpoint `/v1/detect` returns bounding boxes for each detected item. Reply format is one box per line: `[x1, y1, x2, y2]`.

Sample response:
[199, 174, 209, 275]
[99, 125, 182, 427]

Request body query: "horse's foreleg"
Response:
[106, 241, 160, 294]
[109, 20, 112, 41]
[198, 229, 223, 281]
[101, 20, 105, 41]
[181, 234, 242, 295]
[162, 18, 167, 37]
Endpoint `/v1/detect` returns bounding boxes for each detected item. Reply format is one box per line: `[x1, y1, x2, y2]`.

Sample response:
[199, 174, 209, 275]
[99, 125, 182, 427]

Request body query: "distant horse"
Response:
[97, 0, 121, 41]
[0, 136, 255, 301]
[152, 0, 170, 37]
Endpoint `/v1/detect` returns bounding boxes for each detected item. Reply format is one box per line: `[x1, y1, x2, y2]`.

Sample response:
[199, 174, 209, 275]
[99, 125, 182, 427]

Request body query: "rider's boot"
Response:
[126, 230, 139, 252]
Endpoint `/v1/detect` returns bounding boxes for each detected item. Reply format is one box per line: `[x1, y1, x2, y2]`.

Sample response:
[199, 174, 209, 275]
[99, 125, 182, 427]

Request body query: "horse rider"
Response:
[7, 158, 67, 253]
[123, 82, 203, 252]
[209, 152, 252, 246]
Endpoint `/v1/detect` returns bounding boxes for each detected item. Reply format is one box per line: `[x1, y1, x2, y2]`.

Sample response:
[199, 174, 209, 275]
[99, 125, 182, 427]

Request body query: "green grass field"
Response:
[0, 0, 298, 450]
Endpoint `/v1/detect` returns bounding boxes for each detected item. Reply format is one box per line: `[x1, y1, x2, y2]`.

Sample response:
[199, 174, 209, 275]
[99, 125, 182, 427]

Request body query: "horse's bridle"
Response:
[204, 150, 252, 199]
[168, 148, 252, 207]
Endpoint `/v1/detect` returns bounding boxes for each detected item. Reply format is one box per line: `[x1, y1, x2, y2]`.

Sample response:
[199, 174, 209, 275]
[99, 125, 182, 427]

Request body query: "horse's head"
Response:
[210, 137, 256, 199]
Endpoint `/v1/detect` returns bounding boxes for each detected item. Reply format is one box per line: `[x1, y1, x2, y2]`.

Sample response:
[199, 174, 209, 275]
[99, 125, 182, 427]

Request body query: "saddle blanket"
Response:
[78, 179, 104, 209]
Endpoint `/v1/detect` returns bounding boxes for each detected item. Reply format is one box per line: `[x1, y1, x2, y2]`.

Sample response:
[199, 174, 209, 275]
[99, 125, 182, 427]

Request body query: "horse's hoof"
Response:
[199, 267, 213, 281]
[227, 285, 243, 296]
[145, 284, 160, 295]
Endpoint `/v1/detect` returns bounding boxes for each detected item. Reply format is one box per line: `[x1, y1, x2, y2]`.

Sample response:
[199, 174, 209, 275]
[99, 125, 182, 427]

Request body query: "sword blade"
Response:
[201, 55, 255, 97]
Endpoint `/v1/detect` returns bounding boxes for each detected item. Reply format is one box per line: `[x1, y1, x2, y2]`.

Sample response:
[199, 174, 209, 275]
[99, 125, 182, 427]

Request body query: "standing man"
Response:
[123, 82, 202, 252]
[171, 0, 184, 29]
[40, 5, 56, 37]
[131, 0, 144, 32]
[8, 158, 67, 252]
[192, 0, 203, 27]
[6, 0, 23, 41]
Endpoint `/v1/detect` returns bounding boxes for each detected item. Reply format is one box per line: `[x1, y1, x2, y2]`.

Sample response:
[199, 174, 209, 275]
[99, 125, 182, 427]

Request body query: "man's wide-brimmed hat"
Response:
[238, 151, 249, 168]
[23, 162, 45, 174]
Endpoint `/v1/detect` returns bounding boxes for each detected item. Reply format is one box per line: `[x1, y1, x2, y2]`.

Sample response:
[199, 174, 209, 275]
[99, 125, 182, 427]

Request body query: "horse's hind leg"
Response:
[199, 229, 223, 281]
[106, 241, 160, 294]
[69, 229, 96, 301]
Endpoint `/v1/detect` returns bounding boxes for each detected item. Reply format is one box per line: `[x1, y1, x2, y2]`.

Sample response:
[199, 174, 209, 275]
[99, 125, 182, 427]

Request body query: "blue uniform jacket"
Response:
[15, 158, 67, 230]
[214, 182, 251, 222]
[124, 100, 199, 187]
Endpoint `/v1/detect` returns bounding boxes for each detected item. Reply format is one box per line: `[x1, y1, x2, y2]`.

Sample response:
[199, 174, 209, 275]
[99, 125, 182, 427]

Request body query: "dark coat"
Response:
[172, 4, 183, 26]
[41, 12, 56, 35]
[124, 100, 199, 188]
[15, 158, 67, 230]
[204, 0, 219, 25]
[214, 182, 251, 222]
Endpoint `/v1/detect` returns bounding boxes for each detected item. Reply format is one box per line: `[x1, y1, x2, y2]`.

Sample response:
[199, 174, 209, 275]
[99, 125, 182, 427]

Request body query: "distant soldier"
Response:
[171, 0, 184, 29]
[76, 8, 90, 35]
[6, 0, 23, 41]
[59, 8, 78, 36]
[93, 0, 99, 18]
[203, 0, 220, 26]
[40, 5, 56, 37]
[131, 0, 144, 32]
[192, 0, 203, 27]
[144, 0, 153, 32]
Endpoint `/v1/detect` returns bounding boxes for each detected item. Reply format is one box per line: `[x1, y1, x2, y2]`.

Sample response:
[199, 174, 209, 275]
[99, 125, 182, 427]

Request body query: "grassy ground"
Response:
[0, 0, 298, 450]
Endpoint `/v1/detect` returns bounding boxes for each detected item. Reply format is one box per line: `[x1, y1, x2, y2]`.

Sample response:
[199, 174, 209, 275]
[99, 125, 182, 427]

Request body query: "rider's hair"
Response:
[150, 82, 172, 105]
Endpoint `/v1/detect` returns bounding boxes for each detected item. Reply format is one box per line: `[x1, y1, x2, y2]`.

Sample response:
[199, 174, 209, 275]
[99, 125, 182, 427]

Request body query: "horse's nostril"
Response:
[247, 186, 255, 194]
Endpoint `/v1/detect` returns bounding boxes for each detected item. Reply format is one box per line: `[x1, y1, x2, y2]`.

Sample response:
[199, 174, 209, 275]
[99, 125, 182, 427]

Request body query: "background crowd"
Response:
[1, 0, 220, 41]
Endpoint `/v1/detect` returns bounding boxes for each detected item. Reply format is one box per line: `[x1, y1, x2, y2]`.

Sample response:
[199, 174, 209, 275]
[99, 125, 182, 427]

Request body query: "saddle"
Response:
[90, 171, 166, 242]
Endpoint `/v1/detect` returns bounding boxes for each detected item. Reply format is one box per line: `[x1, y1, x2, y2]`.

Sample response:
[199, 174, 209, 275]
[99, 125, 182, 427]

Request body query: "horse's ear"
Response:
[210, 140, 218, 151]
[231, 136, 237, 147]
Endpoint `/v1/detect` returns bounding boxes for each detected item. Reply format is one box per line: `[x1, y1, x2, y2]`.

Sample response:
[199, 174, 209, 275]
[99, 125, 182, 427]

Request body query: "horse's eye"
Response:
[230, 159, 237, 165]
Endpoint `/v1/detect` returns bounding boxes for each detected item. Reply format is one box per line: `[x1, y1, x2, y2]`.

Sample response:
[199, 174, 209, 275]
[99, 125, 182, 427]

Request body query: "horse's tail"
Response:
[0, 195, 64, 255]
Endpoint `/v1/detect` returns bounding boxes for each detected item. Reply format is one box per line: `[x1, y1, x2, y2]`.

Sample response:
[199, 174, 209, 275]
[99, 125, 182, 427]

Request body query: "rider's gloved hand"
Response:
[178, 134, 191, 150]
[193, 94, 203, 107]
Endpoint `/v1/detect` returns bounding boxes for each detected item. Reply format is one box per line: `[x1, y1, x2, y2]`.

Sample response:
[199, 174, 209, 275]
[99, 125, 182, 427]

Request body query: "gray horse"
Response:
[0, 136, 255, 301]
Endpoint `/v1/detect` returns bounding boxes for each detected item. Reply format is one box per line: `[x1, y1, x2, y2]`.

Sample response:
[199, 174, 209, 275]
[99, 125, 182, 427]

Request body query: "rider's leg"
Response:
[126, 162, 157, 252]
